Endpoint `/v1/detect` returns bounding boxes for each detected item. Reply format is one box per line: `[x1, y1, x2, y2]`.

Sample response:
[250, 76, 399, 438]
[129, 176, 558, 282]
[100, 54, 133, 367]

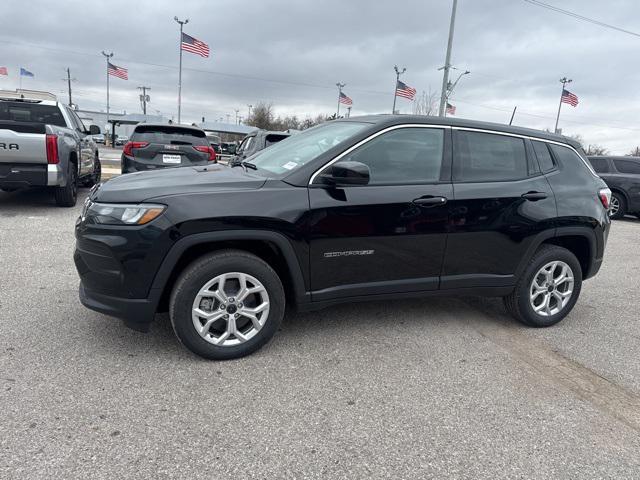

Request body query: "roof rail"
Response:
[0, 89, 58, 101]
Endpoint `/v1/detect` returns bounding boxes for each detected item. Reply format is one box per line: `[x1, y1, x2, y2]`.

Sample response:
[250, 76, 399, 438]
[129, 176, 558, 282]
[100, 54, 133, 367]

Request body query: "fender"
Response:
[148, 229, 310, 308]
[514, 226, 597, 280]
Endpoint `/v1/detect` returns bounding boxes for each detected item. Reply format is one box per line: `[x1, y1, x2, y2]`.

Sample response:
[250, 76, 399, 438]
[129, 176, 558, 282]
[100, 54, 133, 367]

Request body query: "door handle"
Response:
[413, 196, 448, 206]
[521, 191, 548, 201]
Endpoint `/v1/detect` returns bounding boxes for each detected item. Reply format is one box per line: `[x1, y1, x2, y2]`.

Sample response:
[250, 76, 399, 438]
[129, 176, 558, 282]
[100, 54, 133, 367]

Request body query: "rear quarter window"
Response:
[132, 126, 207, 145]
[532, 141, 556, 172]
[613, 159, 640, 175]
[588, 157, 610, 173]
[549, 144, 596, 176]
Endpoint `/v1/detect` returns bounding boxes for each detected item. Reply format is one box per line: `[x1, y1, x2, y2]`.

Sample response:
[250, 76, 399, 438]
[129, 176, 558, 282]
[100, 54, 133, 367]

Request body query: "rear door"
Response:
[131, 126, 210, 169]
[307, 126, 452, 301]
[441, 129, 557, 289]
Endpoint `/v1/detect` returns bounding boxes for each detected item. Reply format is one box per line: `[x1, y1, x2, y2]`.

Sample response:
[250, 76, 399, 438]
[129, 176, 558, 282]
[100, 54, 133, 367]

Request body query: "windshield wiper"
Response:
[241, 161, 257, 170]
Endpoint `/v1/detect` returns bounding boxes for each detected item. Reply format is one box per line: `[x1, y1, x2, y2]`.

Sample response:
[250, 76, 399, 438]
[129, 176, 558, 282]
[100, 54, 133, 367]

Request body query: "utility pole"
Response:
[174, 16, 189, 124]
[392, 65, 406, 114]
[63, 68, 76, 107]
[226, 114, 231, 123]
[336, 82, 346, 117]
[235, 109, 240, 124]
[554, 77, 572, 133]
[138, 86, 151, 116]
[101, 51, 113, 144]
[346, 106, 352, 118]
[438, 0, 458, 116]
[247, 104, 253, 119]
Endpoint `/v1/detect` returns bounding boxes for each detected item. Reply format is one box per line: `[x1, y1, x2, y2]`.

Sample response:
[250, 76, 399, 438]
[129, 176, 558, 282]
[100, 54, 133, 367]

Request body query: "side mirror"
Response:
[88, 125, 101, 135]
[319, 161, 370, 186]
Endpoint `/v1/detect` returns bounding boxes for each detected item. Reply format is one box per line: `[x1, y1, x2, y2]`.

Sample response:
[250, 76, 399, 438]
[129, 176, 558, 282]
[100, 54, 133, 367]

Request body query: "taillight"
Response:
[46, 134, 59, 164]
[598, 188, 612, 210]
[123, 141, 149, 157]
[194, 145, 217, 162]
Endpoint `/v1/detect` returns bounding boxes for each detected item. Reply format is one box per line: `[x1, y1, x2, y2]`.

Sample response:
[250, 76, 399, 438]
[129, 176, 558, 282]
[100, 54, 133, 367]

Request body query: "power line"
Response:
[523, 0, 640, 38]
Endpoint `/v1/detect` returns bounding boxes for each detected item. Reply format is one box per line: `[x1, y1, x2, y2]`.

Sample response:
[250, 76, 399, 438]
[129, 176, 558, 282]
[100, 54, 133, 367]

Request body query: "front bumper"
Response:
[79, 282, 156, 332]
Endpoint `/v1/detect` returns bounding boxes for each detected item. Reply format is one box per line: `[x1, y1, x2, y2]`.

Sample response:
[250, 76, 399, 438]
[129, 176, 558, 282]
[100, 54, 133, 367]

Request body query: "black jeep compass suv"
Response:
[75, 115, 611, 360]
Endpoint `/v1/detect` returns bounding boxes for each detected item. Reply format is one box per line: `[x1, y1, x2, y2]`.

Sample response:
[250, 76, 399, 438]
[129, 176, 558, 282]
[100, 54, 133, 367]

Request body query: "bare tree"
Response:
[412, 89, 438, 116]
[245, 102, 275, 130]
[584, 144, 609, 156]
[627, 146, 640, 156]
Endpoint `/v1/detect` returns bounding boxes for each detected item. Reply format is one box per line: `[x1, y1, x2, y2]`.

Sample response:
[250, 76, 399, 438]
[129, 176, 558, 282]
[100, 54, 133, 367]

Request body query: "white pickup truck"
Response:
[0, 90, 101, 207]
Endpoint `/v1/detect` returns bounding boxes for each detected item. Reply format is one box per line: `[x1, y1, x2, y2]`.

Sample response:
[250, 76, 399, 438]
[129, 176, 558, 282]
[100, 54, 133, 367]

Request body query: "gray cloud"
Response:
[1, 0, 638, 152]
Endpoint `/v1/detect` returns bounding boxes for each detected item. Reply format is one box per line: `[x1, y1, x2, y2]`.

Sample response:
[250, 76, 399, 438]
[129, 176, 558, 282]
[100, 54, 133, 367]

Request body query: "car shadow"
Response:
[0, 188, 89, 210]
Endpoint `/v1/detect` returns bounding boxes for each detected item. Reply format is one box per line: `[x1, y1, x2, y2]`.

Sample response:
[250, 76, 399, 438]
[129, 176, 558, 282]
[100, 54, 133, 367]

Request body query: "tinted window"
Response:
[532, 141, 555, 172]
[132, 125, 207, 145]
[588, 157, 610, 173]
[265, 134, 289, 147]
[614, 159, 640, 175]
[454, 131, 527, 182]
[337, 128, 444, 185]
[0, 101, 66, 127]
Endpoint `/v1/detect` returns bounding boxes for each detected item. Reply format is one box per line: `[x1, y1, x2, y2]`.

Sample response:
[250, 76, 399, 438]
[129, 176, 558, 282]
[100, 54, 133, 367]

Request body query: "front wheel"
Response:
[169, 250, 285, 360]
[83, 154, 101, 187]
[504, 245, 582, 327]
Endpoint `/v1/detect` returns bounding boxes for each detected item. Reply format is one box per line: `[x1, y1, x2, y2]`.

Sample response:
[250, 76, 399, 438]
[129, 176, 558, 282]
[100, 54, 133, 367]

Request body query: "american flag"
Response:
[561, 88, 579, 107]
[446, 102, 456, 115]
[0, 67, 7, 76]
[181, 32, 210, 58]
[395, 80, 416, 100]
[108, 62, 128, 80]
[339, 92, 353, 105]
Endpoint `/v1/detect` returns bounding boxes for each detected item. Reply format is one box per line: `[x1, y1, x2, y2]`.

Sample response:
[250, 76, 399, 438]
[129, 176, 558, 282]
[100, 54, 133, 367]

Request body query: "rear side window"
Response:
[265, 134, 289, 147]
[588, 157, 610, 173]
[454, 131, 527, 182]
[532, 141, 556, 172]
[132, 125, 207, 145]
[613, 159, 640, 175]
[0, 101, 66, 127]
[338, 127, 444, 185]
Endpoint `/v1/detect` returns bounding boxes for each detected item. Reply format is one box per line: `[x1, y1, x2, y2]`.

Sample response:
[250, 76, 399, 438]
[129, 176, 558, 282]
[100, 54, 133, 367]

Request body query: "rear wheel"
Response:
[504, 245, 582, 327]
[609, 192, 626, 219]
[83, 154, 101, 187]
[54, 162, 78, 207]
[169, 250, 285, 360]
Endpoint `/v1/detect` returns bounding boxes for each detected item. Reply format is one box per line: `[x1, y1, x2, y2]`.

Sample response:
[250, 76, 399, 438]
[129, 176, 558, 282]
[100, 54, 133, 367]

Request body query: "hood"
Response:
[93, 164, 267, 203]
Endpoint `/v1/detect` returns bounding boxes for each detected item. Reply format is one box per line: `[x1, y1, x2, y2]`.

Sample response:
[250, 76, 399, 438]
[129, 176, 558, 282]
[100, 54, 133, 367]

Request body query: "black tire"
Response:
[82, 154, 101, 188]
[54, 162, 78, 207]
[610, 191, 626, 220]
[169, 250, 285, 360]
[504, 245, 582, 328]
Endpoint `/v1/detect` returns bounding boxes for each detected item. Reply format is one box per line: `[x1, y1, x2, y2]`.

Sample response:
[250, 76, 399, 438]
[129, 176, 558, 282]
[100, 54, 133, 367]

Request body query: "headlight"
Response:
[84, 202, 166, 225]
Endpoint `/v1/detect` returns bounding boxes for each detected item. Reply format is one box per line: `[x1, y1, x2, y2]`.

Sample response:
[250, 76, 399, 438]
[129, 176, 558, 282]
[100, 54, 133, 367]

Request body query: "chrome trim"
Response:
[308, 123, 598, 185]
[309, 124, 449, 185]
[46, 164, 63, 186]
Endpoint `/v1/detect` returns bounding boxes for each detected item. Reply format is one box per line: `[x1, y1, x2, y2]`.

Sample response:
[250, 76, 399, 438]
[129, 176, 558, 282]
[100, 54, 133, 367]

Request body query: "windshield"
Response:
[248, 121, 368, 174]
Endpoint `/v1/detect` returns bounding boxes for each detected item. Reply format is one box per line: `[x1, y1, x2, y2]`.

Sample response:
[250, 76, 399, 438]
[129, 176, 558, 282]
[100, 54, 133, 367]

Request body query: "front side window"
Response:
[334, 127, 444, 185]
[532, 140, 555, 172]
[249, 121, 368, 175]
[613, 159, 640, 175]
[454, 131, 528, 182]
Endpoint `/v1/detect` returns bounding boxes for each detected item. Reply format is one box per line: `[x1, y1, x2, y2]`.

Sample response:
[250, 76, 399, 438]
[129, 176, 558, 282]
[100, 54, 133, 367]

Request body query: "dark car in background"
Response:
[230, 130, 290, 165]
[588, 156, 640, 219]
[121, 124, 216, 174]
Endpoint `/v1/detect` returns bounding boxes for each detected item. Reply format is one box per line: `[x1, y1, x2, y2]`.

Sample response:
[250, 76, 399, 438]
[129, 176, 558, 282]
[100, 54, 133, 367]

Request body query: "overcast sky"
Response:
[2, 0, 638, 153]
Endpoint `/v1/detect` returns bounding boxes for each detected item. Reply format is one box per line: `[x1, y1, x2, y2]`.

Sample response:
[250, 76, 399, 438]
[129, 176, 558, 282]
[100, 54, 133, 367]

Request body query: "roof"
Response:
[588, 155, 640, 160]
[0, 89, 57, 103]
[343, 114, 581, 148]
[198, 121, 258, 135]
[134, 122, 205, 131]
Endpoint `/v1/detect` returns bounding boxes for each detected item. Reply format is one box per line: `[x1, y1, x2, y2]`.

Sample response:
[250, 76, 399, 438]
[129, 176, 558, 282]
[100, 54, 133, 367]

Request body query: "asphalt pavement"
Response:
[1, 188, 639, 479]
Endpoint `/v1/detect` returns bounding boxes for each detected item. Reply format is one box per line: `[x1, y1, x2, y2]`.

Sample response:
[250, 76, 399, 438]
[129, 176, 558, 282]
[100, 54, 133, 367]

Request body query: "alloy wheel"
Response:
[529, 260, 574, 317]
[609, 195, 620, 217]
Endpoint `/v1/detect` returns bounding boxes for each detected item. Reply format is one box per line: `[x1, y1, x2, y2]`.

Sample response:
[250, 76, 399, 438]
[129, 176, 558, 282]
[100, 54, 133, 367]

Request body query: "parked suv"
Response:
[121, 123, 216, 174]
[230, 130, 290, 165]
[588, 155, 640, 219]
[0, 90, 101, 206]
[75, 115, 611, 360]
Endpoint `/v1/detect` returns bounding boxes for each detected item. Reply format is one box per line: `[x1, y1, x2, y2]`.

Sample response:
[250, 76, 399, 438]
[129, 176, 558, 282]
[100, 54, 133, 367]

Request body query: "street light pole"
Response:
[392, 65, 406, 114]
[174, 16, 189, 124]
[443, 69, 469, 117]
[438, 0, 458, 117]
[336, 82, 346, 117]
[554, 77, 572, 134]
[247, 104, 253, 119]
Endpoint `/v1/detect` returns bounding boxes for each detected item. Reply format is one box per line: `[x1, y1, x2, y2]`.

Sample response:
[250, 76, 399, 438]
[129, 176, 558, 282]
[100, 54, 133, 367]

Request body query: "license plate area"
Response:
[162, 154, 182, 164]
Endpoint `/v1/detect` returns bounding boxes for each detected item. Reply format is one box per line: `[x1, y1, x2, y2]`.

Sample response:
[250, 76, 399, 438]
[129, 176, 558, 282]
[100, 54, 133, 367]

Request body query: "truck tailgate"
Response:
[0, 121, 47, 164]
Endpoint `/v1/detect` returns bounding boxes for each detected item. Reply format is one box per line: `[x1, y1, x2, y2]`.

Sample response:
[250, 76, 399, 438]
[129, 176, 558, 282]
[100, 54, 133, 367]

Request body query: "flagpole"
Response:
[336, 82, 345, 117]
[175, 17, 189, 124]
[554, 77, 572, 133]
[101, 51, 113, 145]
[392, 65, 406, 114]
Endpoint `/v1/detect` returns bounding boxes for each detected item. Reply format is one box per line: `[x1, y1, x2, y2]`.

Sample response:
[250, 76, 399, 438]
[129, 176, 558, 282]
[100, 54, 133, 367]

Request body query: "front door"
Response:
[307, 126, 452, 301]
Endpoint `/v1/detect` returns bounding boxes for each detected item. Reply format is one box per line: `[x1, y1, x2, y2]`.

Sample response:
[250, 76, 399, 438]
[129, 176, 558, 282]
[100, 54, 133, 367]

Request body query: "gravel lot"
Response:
[1, 187, 639, 479]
